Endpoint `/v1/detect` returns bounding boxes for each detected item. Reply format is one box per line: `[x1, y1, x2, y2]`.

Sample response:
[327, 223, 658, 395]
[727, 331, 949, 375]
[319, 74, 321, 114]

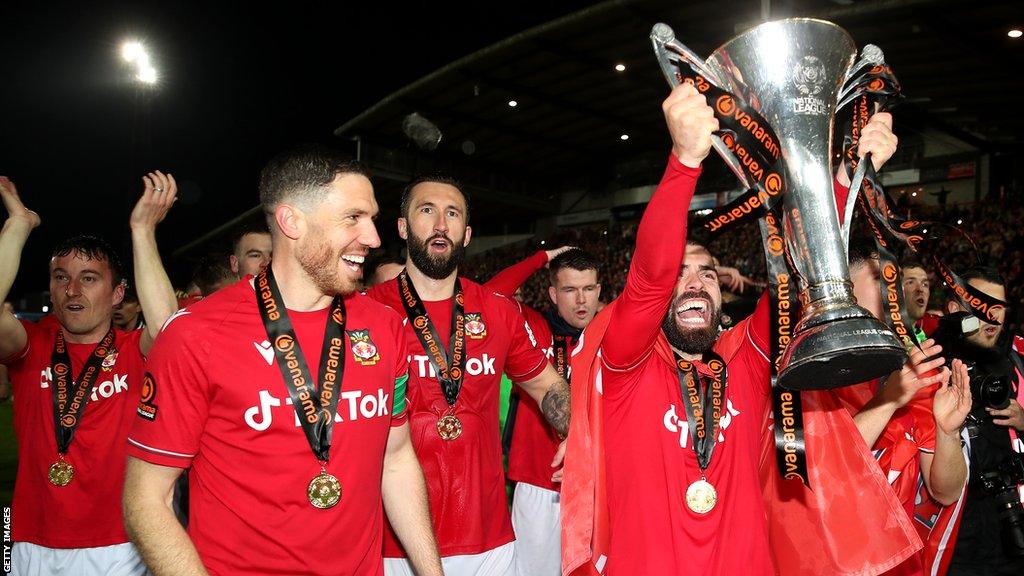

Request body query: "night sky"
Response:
[1, 1, 601, 300]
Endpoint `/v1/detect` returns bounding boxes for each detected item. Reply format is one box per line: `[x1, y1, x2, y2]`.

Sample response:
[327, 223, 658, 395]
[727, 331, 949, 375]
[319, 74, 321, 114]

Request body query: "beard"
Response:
[296, 233, 358, 297]
[407, 230, 465, 280]
[661, 290, 722, 354]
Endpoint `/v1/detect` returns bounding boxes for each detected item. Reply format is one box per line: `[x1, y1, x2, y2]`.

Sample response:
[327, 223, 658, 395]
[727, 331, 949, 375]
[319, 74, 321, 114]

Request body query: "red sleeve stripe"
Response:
[746, 320, 770, 363]
[127, 438, 196, 459]
[507, 356, 548, 382]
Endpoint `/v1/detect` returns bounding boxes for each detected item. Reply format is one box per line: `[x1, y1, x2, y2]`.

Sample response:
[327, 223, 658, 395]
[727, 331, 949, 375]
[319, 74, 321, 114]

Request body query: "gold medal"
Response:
[437, 414, 463, 440]
[48, 459, 74, 487]
[307, 471, 342, 509]
[685, 478, 717, 514]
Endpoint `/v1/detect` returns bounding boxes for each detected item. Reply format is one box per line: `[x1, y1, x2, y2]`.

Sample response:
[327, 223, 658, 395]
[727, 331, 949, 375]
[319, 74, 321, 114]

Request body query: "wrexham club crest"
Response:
[347, 329, 380, 366]
[101, 351, 118, 372]
[465, 313, 486, 339]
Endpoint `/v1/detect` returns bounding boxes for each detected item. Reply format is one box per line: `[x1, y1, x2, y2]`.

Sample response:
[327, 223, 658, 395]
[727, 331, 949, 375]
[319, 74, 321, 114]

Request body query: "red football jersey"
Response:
[5, 320, 144, 548]
[601, 307, 775, 575]
[507, 303, 563, 491]
[367, 277, 548, 557]
[127, 280, 409, 575]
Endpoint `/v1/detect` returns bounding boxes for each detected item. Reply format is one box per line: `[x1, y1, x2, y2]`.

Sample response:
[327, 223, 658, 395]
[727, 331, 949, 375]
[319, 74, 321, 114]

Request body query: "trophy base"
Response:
[777, 312, 907, 390]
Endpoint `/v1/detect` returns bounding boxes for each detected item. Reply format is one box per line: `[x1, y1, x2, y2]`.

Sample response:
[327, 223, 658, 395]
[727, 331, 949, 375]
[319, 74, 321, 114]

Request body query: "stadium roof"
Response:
[333, 0, 1023, 215]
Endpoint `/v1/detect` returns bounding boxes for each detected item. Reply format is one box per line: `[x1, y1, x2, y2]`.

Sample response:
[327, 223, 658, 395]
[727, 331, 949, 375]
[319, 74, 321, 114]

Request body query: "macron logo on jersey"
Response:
[244, 388, 391, 432]
[663, 399, 741, 448]
[254, 340, 274, 366]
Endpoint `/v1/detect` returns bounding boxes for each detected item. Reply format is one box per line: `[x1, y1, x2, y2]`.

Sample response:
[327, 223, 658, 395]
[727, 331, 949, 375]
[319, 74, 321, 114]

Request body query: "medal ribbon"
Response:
[673, 351, 727, 471]
[256, 268, 346, 463]
[552, 335, 570, 380]
[51, 327, 116, 455]
[396, 271, 466, 407]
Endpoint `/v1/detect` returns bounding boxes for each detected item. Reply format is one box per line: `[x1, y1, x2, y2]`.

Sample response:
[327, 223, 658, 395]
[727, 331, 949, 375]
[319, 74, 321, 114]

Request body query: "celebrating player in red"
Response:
[123, 146, 443, 576]
[0, 172, 179, 575]
[486, 245, 601, 575]
[367, 174, 571, 576]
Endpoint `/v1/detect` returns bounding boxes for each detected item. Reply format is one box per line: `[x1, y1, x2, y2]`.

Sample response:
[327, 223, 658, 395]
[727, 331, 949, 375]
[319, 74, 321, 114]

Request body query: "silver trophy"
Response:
[652, 19, 907, 389]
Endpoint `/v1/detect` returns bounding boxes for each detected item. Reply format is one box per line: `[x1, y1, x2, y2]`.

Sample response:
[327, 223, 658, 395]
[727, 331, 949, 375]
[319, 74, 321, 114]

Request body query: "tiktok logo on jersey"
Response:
[411, 353, 497, 378]
[663, 400, 741, 448]
[38, 367, 129, 402]
[244, 388, 391, 432]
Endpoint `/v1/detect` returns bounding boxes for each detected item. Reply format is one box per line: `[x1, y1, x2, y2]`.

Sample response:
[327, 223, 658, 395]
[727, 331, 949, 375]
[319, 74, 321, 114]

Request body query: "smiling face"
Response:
[661, 244, 723, 355]
[294, 173, 381, 296]
[399, 181, 471, 280]
[901, 265, 930, 323]
[49, 251, 124, 341]
[549, 267, 601, 330]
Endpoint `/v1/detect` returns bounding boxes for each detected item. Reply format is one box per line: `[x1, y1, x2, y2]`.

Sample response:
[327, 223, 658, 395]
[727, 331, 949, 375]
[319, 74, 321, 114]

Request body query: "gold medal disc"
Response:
[685, 479, 717, 514]
[48, 460, 74, 487]
[307, 471, 342, 509]
[437, 414, 463, 440]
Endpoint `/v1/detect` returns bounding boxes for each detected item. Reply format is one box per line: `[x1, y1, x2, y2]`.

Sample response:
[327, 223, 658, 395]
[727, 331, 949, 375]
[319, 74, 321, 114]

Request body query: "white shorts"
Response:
[11, 541, 147, 576]
[384, 541, 515, 576]
[511, 482, 561, 576]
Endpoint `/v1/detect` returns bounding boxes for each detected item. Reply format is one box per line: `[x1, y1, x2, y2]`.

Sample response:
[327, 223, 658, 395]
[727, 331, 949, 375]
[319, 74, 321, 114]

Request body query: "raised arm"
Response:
[485, 246, 574, 298]
[381, 422, 443, 576]
[130, 171, 180, 354]
[602, 84, 713, 368]
[0, 177, 39, 359]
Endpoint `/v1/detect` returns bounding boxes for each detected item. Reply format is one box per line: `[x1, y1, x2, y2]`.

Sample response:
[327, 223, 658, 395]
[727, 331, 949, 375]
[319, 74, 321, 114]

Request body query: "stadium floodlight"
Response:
[121, 39, 159, 86]
[137, 66, 158, 84]
[122, 41, 145, 63]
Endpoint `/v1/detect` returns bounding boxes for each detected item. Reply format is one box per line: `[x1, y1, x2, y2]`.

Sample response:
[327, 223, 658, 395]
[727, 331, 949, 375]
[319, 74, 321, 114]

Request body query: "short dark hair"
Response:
[259, 144, 370, 215]
[961, 265, 1004, 288]
[122, 284, 139, 303]
[400, 173, 470, 222]
[899, 256, 927, 273]
[231, 222, 271, 255]
[548, 248, 601, 285]
[848, 238, 879, 271]
[192, 253, 236, 297]
[51, 235, 125, 287]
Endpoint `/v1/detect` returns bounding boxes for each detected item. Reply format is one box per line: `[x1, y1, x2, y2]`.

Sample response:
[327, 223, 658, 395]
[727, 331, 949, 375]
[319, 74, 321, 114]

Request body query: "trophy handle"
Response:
[840, 159, 869, 252]
[651, 24, 756, 190]
[837, 45, 885, 110]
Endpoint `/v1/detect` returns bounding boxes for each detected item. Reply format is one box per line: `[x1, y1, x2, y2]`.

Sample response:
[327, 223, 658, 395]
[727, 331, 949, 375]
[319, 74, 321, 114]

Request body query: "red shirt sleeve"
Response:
[500, 297, 548, 383]
[390, 312, 410, 428]
[485, 250, 548, 298]
[126, 314, 211, 468]
[603, 155, 700, 370]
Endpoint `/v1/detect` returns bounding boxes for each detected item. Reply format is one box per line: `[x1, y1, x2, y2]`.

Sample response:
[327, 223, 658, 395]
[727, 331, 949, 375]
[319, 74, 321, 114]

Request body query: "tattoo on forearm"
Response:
[541, 379, 571, 438]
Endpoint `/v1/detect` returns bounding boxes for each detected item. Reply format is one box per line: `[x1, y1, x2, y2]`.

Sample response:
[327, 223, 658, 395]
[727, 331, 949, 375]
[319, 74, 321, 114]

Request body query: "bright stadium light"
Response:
[1009, 29, 1022, 39]
[620, 134, 629, 141]
[121, 39, 159, 86]
[121, 41, 144, 62]
[137, 66, 158, 84]
[508, 99, 518, 107]
[614, 63, 626, 72]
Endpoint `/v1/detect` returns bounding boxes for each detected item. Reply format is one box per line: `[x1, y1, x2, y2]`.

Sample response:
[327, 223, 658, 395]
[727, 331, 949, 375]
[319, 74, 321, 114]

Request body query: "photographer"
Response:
[931, 267, 1024, 575]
